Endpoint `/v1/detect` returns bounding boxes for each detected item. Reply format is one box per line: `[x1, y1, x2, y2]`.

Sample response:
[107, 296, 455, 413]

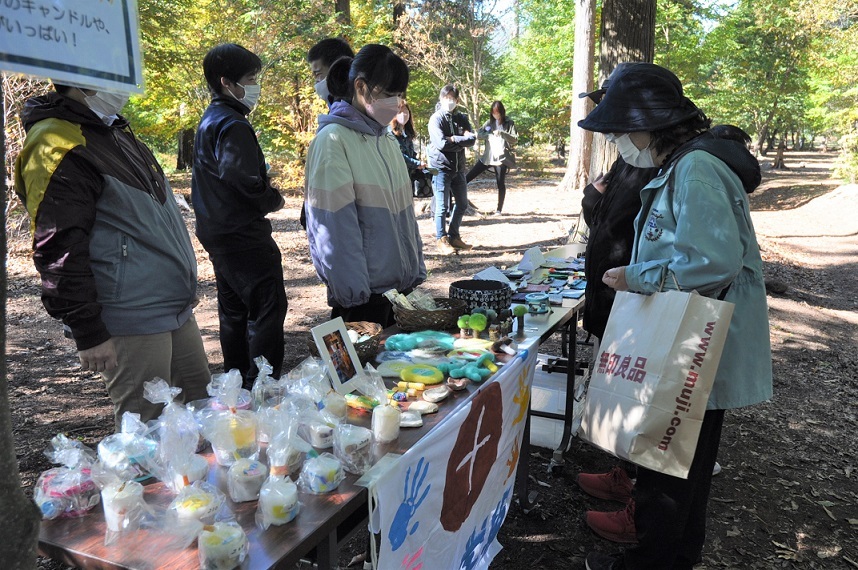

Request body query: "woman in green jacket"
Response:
[578, 63, 772, 570]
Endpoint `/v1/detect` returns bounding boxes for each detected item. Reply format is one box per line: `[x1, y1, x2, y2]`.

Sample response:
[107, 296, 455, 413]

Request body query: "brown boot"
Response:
[448, 236, 473, 250]
[436, 237, 456, 255]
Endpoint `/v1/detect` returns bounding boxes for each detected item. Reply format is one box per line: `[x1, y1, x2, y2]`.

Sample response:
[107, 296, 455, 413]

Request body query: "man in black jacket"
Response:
[428, 85, 476, 254]
[192, 43, 288, 388]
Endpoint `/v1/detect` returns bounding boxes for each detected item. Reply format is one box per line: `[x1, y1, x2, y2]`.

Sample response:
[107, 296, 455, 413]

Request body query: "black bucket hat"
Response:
[578, 63, 702, 133]
[578, 62, 636, 104]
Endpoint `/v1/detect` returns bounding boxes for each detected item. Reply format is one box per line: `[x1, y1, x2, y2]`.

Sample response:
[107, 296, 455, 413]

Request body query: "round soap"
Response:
[399, 364, 444, 385]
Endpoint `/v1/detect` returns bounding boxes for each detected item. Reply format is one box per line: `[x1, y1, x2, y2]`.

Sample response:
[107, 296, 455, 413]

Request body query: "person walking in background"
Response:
[390, 100, 433, 198]
[428, 85, 476, 254]
[307, 37, 355, 106]
[304, 44, 426, 327]
[465, 100, 518, 215]
[578, 62, 772, 570]
[15, 82, 210, 429]
[192, 43, 288, 390]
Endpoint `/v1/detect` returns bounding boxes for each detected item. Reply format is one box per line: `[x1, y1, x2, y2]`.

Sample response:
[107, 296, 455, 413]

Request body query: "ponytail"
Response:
[326, 55, 354, 102]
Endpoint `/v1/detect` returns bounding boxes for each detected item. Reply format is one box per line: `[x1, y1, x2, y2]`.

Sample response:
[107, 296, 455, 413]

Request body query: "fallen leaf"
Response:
[821, 504, 836, 520]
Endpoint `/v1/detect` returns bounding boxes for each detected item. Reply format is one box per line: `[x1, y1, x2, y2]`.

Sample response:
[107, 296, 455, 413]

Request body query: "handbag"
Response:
[578, 286, 734, 478]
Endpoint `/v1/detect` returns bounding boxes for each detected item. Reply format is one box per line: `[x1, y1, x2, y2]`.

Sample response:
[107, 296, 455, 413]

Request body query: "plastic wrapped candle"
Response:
[170, 482, 221, 523]
[258, 476, 299, 526]
[170, 454, 209, 489]
[198, 522, 248, 570]
[372, 404, 401, 443]
[333, 424, 373, 475]
[299, 453, 344, 494]
[227, 459, 268, 503]
[323, 391, 348, 418]
[101, 481, 144, 533]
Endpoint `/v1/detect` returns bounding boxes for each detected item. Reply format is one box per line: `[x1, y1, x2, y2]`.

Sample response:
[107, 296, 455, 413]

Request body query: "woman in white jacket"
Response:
[465, 100, 518, 215]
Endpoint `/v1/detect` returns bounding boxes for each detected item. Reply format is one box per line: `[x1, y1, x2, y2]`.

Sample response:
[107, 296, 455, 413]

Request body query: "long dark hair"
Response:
[390, 101, 416, 138]
[490, 100, 507, 129]
[326, 44, 409, 103]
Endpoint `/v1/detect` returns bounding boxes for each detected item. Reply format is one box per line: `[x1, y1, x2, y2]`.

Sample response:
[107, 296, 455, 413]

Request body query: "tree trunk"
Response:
[558, 0, 596, 193]
[335, 0, 350, 24]
[176, 128, 194, 170]
[589, 0, 656, 176]
[772, 138, 788, 169]
[0, 74, 42, 570]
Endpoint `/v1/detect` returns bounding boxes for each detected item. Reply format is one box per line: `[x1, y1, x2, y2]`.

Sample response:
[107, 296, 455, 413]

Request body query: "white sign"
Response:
[371, 348, 538, 569]
[0, 0, 143, 93]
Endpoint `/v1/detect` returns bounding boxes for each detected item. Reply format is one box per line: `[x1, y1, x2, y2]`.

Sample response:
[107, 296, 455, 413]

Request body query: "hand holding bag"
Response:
[578, 287, 734, 478]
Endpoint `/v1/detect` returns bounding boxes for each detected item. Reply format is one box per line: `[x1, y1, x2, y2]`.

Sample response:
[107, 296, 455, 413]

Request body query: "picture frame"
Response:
[311, 317, 365, 395]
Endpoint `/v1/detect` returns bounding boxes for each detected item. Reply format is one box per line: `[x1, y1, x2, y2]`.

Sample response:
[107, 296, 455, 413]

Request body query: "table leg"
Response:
[315, 530, 337, 570]
[549, 313, 579, 471]
[516, 403, 539, 513]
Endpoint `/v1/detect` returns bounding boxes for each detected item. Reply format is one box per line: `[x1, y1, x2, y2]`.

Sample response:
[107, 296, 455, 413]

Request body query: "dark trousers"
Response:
[466, 160, 508, 212]
[209, 242, 288, 389]
[623, 409, 725, 569]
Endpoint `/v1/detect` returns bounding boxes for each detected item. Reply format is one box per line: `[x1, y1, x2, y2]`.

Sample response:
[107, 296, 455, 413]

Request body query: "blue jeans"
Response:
[434, 170, 467, 239]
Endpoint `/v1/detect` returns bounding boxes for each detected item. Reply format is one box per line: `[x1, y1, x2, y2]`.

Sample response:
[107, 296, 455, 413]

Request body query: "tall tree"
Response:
[561, 0, 596, 192]
[0, 75, 42, 570]
[588, 0, 656, 177]
[395, 0, 501, 127]
[700, 0, 810, 154]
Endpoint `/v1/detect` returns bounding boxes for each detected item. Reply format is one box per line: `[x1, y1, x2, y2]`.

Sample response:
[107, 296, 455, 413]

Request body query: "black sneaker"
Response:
[585, 551, 623, 570]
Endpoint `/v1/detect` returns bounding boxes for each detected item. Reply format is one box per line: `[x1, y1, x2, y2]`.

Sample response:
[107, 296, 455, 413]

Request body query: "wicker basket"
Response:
[308, 321, 383, 365]
[392, 297, 467, 332]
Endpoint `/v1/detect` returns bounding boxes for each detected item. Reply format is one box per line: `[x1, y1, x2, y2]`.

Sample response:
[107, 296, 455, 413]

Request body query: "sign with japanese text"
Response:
[0, 0, 142, 93]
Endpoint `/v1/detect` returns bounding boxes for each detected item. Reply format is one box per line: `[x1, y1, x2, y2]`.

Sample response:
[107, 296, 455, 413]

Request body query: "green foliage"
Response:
[494, 0, 575, 145]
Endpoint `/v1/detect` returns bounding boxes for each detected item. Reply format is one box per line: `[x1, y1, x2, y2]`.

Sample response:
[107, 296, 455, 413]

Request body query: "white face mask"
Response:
[230, 82, 261, 112]
[441, 98, 457, 113]
[395, 111, 409, 125]
[614, 133, 657, 168]
[366, 95, 401, 125]
[314, 78, 330, 103]
[84, 91, 129, 124]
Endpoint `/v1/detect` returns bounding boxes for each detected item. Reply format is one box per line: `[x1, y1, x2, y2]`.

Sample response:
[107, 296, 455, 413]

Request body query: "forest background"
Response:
[3, 0, 858, 209]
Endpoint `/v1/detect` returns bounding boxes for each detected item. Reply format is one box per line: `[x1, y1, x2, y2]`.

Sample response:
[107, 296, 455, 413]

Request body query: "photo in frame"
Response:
[311, 317, 365, 395]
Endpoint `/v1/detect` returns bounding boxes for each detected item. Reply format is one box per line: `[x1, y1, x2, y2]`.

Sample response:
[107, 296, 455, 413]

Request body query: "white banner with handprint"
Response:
[372, 347, 538, 570]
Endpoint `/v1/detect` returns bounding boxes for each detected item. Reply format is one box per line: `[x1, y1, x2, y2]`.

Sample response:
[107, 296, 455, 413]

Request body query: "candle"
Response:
[101, 481, 144, 533]
[306, 421, 334, 449]
[170, 454, 209, 489]
[227, 459, 268, 503]
[334, 425, 373, 475]
[323, 391, 348, 418]
[301, 454, 344, 494]
[372, 404, 401, 443]
[258, 478, 299, 526]
[198, 522, 248, 570]
[171, 486, 219, 522]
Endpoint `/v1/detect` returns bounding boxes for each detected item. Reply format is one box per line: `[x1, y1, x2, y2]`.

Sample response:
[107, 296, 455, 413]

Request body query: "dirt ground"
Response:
[6, 150, 857, 569]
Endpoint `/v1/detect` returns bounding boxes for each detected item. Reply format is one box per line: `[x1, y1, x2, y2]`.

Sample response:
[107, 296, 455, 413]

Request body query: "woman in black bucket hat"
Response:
[578, 63, 773, 570]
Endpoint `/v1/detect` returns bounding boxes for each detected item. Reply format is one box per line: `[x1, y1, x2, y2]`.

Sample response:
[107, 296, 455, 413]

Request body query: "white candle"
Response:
[259, 478, 299, 525]
[198, 522, 248, 570]
[323, 391, 348, 418]
[303, 454, 344, 494]
[334, 425, 373, 475]
[372, 405, 401, 443]
[307, 422, 334, 449]
[171, 454, 209, 489]
[172, 488, 218, 522]
[227, 459, 268, 503]
[101, 481, 144, 532]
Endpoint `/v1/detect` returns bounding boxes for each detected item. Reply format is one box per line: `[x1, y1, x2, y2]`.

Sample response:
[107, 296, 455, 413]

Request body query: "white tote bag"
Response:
[578, 289, 734, 478]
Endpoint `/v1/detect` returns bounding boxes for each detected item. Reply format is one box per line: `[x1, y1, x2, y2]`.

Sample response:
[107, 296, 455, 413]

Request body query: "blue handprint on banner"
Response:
[457, 486, 513, 570]
[389, 456, 431, 551]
